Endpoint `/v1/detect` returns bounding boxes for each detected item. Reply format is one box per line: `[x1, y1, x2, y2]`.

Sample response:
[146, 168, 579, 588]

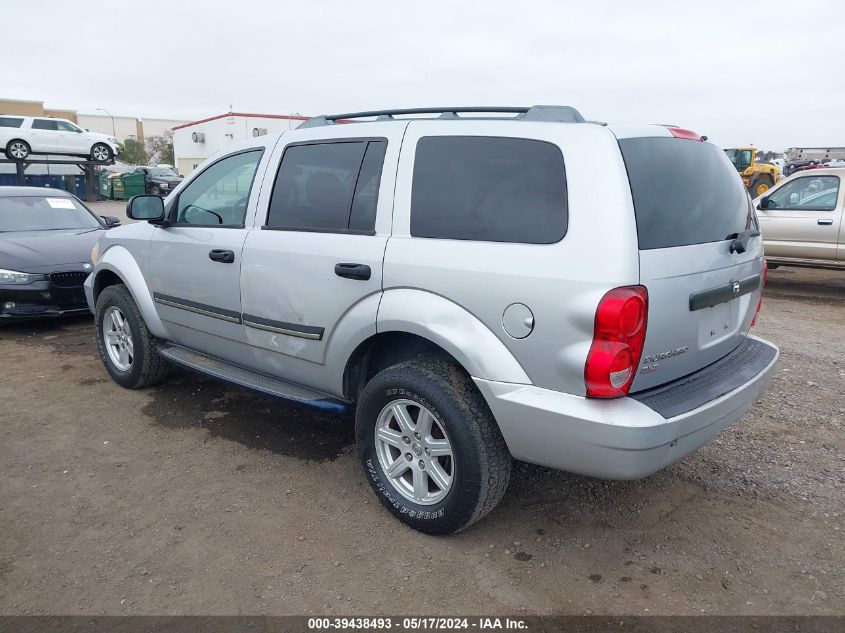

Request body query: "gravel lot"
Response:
[0, 267, 842, 616]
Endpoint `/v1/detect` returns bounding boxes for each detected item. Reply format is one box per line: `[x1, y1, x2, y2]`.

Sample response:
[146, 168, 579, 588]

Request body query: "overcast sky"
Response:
[2, 0, 842, 150]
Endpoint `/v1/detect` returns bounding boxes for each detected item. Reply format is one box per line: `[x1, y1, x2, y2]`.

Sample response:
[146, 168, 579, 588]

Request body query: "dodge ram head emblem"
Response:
[732, 281, 741, 297]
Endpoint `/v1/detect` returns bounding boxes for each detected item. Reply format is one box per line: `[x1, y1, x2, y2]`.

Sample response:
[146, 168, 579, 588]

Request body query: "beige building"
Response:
[173, 112, 307, 175]
[0, 98, 187, 145]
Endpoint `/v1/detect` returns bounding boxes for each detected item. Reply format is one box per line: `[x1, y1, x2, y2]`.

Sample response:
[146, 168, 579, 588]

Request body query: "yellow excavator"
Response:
[724, 147, 781, 197]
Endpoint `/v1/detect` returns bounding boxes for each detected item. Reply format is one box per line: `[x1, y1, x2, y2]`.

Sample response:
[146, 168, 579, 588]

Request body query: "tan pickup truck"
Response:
[755, 167, 845, 270]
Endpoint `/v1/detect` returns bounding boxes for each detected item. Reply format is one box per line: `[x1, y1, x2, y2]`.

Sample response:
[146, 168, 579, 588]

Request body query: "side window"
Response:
[175, 150, 262, 226]
[56, 121, 78, 132]
[410, 136, 568, 243]
[767, 176, 840, 211]
[266, 139, 386, 233]
[0, 117, 23, 128]
[32, 119, 59, 131]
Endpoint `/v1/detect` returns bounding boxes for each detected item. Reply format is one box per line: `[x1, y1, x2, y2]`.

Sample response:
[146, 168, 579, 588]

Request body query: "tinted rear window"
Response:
[266, 140, 385, 233]
[32, 119, 58, 131]
[0, 117, 23, 128]
[411, 136, 567, 243]
[619, 137, 752, 250]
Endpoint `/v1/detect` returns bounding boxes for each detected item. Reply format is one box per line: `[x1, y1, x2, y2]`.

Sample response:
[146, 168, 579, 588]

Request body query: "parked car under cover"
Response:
[0, 187, 120, 320]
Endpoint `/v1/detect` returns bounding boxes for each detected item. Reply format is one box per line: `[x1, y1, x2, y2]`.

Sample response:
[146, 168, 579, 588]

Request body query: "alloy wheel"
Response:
[92, 145, 110, 162]
[374, 399, 454, 505]
[103, 306, 134, 371]
[9, 142, 28, 159]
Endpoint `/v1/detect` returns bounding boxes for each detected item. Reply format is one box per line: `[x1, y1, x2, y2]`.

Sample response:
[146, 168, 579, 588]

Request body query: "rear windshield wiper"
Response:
[727, 228, 761, 254]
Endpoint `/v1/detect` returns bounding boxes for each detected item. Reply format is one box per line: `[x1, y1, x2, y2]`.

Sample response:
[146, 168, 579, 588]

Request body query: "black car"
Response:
[0, 187, 120, 320]
[133, 166, 183, 197]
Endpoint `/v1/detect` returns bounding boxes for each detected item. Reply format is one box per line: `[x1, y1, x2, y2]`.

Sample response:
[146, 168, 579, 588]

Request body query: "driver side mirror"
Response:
[758, 195, 770, 210]
[126, 195, 165, 223]
[100, 215, 121, 228]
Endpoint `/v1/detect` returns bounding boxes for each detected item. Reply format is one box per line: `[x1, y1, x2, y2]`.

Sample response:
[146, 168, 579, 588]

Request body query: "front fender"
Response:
[377, 289, 530, 384]
[89, 245, 169, 339]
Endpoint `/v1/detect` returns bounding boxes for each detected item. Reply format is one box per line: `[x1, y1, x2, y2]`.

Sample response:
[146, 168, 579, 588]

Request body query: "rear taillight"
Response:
[751, 260, 768, 327]
[585, 286, 649, 398]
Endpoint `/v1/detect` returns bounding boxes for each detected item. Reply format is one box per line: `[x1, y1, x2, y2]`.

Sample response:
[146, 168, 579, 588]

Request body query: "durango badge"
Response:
[642, 346, 689, 365]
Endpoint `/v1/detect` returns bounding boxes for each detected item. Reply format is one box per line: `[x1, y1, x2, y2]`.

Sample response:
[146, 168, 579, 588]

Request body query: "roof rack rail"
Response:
[299, 105, 585, 128]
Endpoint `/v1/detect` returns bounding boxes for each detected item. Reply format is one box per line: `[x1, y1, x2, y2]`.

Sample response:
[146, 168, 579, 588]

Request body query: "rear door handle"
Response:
[334, 263, 371, 280]
[817, 218, 833, 225]
[209, 249, 235, 263]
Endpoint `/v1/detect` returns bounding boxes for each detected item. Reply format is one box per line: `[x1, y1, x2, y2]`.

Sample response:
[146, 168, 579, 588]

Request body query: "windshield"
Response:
[0, 196, 102, 232]
[148, 168, 178, 177]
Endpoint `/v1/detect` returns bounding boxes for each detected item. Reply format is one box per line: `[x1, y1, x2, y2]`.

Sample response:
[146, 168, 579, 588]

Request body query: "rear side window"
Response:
[32, 119, 58, 131]
[0, 117, 23, 128]
[410, 136, 567, 243]
[266, 139, 386, 233]
[619, 137, 752, 250]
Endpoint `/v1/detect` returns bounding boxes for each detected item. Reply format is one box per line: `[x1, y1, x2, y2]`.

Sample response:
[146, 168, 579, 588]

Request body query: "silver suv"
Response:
[84, 106, 779, 535]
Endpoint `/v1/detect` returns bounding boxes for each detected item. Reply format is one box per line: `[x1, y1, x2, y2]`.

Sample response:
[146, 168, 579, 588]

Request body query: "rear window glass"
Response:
[32, 119, 58, 131]
[266, 141, 372, 232]
[0, 117, 23, 128]
[619, 137, 752, 250]
[410, 136, 567, 243]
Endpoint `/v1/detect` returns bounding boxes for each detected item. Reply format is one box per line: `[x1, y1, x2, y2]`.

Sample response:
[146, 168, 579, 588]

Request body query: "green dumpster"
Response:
[111, 174, 126, 200]
[121, 172, 146, 198]
[99, 173, 113, 199]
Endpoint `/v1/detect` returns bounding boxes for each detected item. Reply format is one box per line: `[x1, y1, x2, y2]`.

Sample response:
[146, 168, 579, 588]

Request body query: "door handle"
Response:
[334, 263, 371, 280]
[208, 249, 235, 263]
[817, 218, 833, 225]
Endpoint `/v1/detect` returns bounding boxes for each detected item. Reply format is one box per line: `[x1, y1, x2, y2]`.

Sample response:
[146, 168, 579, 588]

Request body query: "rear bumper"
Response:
[474, 335, 778, 479]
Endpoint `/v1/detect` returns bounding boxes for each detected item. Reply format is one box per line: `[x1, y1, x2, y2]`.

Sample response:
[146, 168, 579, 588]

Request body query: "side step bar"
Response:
[157, 343, 351, 414]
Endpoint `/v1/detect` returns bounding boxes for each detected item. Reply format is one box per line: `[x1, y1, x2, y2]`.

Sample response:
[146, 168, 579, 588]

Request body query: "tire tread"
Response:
[357, 358, 511, 534]
[95, 284, 169, 388]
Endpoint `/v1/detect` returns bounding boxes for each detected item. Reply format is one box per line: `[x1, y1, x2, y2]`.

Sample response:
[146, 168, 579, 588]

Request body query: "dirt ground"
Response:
[0, 267, 842, 616]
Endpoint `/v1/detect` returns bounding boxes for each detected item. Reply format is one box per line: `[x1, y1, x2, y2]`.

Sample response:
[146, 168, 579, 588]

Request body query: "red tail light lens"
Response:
[585, 286, 649, 398]
[751, 260, 767, 327]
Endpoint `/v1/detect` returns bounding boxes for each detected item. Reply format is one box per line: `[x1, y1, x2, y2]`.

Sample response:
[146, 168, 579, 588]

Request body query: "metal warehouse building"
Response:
[172, 112, 308, 176]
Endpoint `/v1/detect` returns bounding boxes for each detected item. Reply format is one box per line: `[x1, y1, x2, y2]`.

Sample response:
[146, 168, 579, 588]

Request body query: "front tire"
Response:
[356, 359, 512, 535]
[91, 143, 113, 163]
[751, 176, 773, 197]
[6, 139, 30, 161]
[95, 285, 169, 388]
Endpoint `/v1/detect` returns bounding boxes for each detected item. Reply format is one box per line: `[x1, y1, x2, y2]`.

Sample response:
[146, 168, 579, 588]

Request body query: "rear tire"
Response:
[751, 176, 773, 197]
[95, 285, 169, 389]
[91, 143, 113, 163]
[356, 359, 512, 535]
[5, 139, 30, 161]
